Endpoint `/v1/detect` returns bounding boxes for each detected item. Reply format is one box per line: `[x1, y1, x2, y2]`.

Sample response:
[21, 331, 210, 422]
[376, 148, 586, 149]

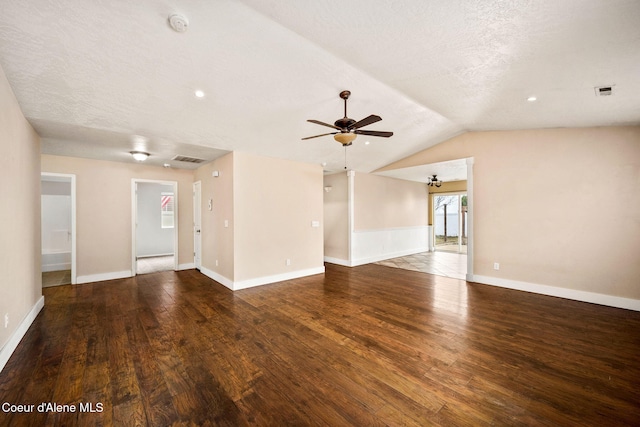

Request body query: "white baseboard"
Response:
[41, 263, 71, 272]
[0, 296, 45, 373]
[324, 256, 352, 267]
[200, 267, 234, 290]
[471, 274, 640, 312]
[178, 263, 195, 270]
[136, 253, 174, 259]
[234, 266, 325, 290]
[351, 247, 429, 267]
[325, 248, 429, 268]
[200, 266, 326, 291]
[76, 270, 132, 284]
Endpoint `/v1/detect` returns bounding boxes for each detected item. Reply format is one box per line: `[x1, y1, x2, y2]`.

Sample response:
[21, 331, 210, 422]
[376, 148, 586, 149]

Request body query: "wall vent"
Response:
[172, 155, 206, 163]
[594, 85, 614, 96]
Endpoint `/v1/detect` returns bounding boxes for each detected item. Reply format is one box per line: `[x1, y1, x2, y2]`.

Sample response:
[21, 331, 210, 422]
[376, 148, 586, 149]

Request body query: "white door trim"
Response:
[466, 157, 474, 280]
[193, 181, 202, 270]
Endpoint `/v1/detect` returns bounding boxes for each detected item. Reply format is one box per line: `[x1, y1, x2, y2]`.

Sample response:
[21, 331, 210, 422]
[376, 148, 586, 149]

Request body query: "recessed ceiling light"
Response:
[364, 141, 370, 145]
[527, 96, 537, 102]
[195, 90, 205, 98]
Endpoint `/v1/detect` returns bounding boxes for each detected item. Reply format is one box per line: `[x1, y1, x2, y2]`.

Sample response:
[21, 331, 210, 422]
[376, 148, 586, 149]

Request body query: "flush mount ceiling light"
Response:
[194, 89, 205, 98]
[427, 174, 442, 187]
[527, 96, 537, 102]
[130, 151, 150, 162]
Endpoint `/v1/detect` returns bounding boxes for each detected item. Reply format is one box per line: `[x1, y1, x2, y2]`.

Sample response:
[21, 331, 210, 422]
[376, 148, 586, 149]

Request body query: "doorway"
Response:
[433, 192, 467, 254]
[132, 179, 178, 275]
[41, 173, 76, 286]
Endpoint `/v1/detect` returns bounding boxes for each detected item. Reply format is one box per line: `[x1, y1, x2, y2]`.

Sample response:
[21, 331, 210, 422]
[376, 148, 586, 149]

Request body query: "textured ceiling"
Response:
[0, 0, 638, 174]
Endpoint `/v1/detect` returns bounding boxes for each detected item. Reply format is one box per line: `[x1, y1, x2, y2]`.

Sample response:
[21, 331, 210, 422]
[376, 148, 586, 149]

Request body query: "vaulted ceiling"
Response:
[0, 0, 638, 177]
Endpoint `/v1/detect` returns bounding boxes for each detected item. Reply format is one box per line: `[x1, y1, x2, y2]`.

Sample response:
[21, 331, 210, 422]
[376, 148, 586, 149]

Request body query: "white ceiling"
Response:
[376, 159, 468, 184]
[0, 0, 638, 174]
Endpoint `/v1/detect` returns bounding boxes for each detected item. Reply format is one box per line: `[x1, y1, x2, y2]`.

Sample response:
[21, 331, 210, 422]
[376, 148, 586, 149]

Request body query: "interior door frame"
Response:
[131, 179, 179, 275]
[432, 191, 467, 253]
[193, 181, 202, 270]
[41, 172, 77, 285]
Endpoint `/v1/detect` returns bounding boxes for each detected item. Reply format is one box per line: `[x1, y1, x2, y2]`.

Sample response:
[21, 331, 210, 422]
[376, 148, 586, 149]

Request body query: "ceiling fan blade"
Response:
[301, 132, 338, 140]
[349, 114, 382, 130]
[307, 119, 341, 130]
[354, 129, 394, 138]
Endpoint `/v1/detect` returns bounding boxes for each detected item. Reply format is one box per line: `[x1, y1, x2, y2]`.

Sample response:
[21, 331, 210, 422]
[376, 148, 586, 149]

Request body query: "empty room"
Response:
[1, 1, 639, 425]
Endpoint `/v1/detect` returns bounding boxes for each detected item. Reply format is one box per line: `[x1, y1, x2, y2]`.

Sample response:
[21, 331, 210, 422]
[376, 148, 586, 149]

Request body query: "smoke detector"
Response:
[169, 14, 189, 33]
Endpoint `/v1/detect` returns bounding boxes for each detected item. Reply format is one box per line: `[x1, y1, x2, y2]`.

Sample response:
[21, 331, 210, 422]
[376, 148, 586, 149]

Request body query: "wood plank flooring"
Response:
[1, 264, 639, 426]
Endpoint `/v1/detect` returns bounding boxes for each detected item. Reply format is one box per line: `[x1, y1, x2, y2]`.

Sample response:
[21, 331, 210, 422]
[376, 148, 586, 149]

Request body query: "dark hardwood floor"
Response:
[1, 263, 639, 426]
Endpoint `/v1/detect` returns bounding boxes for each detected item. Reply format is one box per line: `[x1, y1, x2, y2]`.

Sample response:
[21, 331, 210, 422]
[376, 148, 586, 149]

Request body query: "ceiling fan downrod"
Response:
[340, 90, 350, 118]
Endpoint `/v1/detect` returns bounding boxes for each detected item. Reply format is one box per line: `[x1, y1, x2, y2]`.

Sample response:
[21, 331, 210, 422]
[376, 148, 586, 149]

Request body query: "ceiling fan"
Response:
[302, 90, 393, 146]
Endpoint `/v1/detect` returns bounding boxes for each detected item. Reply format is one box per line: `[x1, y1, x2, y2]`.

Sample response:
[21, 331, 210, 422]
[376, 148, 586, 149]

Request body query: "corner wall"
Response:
[323, 171, 430, 267]
[0, 65, 43, 372]
[378, 127, 640, 308]
[323, 172, 349, 263]
[196, 152, 325, 290]
[194, 153, 235, 286]
[233, 152, 324, 288]
[352, 172, 429, 265]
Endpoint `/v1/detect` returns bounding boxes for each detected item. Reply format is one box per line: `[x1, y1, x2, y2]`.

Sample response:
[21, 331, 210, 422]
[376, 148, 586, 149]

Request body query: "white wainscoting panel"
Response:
[351, 226, 430, 266]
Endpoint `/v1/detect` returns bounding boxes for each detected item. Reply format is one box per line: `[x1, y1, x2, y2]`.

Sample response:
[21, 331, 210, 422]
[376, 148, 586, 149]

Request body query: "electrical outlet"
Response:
[494, 262, 500, 270]
[4, 314, 8, 328]
[286, 259, 291, 266]
[215, 260, 219, 267]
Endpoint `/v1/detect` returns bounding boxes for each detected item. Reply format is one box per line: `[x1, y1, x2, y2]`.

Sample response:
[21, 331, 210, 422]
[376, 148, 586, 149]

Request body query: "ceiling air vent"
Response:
[172, 155, 206, 163]
[594, 85, 614, 96]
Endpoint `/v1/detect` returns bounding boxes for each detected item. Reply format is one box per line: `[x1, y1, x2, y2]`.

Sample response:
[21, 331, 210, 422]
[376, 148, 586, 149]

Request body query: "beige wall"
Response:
[194, 152, 235, 281]
[323, 172, 349, 261]
[0, 66, 42, 351]
[428, 180, 467, 225]
[41, 155, 195, 279]
[354, 172, 428, 230]
[379, 127, 640, 300]
[233, 152, 324, 282]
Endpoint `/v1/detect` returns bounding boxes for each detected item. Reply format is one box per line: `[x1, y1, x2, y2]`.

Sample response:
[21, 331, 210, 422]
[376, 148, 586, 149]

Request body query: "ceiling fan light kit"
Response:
[334, 133, 357, 145]
[303, 90, 393, 147]
[427, 174, 443, 187]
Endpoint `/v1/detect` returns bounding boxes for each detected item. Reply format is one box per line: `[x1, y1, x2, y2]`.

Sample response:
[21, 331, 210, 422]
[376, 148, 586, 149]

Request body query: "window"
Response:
[161, 193, 174, 228]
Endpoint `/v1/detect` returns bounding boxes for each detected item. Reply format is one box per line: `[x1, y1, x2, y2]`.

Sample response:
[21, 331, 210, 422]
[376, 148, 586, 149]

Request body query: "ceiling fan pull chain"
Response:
[344, 145, 347, 170]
